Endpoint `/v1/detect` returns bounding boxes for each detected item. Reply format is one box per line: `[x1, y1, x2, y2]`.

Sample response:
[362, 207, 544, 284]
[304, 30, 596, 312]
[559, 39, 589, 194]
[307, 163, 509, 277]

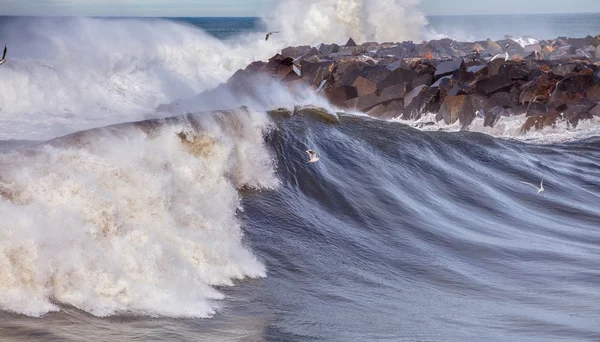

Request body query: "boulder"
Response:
[434, 59, 466, 79]
[325, 85, 358, 107]
[378, 100, 404, 119]
[404, 84, 427, 108]
[375, 67, 418, 90]
[521, 110, 562, 132]
[282, 46, 312, 59]
[402, 86, 440, 120]
[378, 83, 407, 103]
[412, 74, 433, 88]
[484, 92, 513, 111]
[519, 74, 556, 104]
[353, 76, 377, 97]
[318, 43, 340, 55]
[345, 92, 379, 112]
[564, 99, 596, 126]
[526, 101, 549, 117]
[483, 106, 510, 127]
[436, 94, 482, 127]
[345, 38, 358, 47]
[476, 73, 515, 96]
[590, 104, 600, 117]
[301, 61, 335, 87]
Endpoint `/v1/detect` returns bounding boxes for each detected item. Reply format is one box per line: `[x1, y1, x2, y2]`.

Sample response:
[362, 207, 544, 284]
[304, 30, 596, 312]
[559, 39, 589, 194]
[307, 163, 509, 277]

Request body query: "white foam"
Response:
[404, 113, 600, 144]
[0, 108, 277, 317]
[264, 0, 427, 45]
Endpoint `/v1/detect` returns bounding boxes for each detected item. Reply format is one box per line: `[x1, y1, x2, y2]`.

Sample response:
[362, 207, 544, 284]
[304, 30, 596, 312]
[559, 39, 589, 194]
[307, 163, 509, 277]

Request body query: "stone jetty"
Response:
[225, 35, 600, 132]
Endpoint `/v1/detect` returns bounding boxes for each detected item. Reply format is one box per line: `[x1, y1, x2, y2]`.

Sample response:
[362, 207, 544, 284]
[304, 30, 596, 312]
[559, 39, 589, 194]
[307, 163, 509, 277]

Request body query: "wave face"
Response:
[0, 108, 276, 317]
[236, 113, 600, 341]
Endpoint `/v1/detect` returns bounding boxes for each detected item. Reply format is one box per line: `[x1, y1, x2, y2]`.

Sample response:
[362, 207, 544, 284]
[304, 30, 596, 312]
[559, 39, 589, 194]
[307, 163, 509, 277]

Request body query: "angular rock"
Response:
[402, 86, 440, 120]
[476, 73, 515, 96]
[484, 106, 510, 127]
[378, 83, 407, 103]
[412, 74, 433, 88]
[526, 101, 549, 117]
[318, 43, 340, 55]
[301, 61, 335, 87]
[436, 94, 481, 127]
[521, 110, 561, 132]
[484, 92, 512, 111]
[590, 104, 600, 117]
[345, 92, 379, 112]
[404, 84, 427, 108]
[353, 76, 378, 97]
[376, 67, 418, 91]
[519, 74, 556, 104]
[565, 99, 596, 126]
[345, 38, 358, 47]
[434, 59, 465, 79]
[282, 46, 312, 59]
[325, 85, 358, 107]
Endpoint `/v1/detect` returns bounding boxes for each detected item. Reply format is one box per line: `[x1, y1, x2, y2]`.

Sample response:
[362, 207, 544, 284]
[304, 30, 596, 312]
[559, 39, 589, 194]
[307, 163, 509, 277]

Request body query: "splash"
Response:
[264, 0, 427, 45]
[0, 108, 277, 317]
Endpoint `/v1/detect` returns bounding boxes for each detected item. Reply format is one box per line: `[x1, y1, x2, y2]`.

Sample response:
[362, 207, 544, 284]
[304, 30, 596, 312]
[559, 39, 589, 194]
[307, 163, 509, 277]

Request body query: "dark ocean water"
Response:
[0, 13, 599, 342]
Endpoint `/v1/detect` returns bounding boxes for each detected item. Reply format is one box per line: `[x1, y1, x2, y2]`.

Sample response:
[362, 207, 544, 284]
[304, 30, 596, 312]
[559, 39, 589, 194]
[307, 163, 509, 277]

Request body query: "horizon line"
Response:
[0, 11, 599, 18]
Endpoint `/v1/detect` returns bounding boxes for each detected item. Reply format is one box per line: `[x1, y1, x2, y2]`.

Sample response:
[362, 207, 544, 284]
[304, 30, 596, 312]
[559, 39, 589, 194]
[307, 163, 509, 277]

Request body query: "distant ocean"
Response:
[170, 13, 600, 41]
[0, 10, 600, 342]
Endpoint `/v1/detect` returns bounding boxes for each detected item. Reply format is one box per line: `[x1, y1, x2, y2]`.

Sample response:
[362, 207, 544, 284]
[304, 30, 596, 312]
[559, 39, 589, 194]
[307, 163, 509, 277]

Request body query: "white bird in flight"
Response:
[265, 31, 279, 41]
[491, 43, 510, 62]
[520, 179, 544, 194]
[0, 44, 7, 65]
[306, 150, 319, 163]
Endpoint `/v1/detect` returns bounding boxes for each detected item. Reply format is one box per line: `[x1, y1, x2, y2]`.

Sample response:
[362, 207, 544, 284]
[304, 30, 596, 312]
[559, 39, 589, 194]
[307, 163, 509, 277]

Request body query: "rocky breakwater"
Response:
[227, 35, 600, 132]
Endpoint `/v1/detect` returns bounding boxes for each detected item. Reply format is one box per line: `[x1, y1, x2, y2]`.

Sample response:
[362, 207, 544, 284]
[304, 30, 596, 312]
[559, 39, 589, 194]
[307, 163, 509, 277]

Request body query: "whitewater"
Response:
[0, 3, 599, 340]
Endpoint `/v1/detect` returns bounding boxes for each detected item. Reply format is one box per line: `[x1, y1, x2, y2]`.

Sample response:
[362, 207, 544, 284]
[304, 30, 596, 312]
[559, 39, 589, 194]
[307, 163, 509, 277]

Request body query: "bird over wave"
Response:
[0, 44, 7, 65]
[520, 178, 544, 194]
[306, 150, 319, 163]
[265, 31, 279, 41]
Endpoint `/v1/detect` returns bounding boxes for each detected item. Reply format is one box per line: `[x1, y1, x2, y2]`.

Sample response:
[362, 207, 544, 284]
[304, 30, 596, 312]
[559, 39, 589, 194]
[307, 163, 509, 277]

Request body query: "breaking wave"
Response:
[0, 108, 277, 317]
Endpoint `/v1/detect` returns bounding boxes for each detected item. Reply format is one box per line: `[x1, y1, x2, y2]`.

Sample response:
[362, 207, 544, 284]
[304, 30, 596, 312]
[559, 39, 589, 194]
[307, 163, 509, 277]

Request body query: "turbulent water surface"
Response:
[1, 4, 600, 342]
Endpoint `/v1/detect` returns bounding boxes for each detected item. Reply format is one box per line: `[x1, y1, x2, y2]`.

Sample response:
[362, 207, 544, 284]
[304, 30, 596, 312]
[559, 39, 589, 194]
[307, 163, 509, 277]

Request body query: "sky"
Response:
[0, 0, 599, 17]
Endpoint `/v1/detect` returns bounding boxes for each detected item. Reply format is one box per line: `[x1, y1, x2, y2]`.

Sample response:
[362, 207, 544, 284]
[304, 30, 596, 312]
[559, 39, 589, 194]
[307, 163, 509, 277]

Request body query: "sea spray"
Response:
[263, 0, 427, 45]
[0, 108, 277, 317]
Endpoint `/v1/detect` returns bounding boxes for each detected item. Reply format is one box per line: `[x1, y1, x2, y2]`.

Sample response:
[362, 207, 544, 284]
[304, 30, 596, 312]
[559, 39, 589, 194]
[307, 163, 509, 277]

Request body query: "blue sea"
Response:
[0, 11, 599, 342]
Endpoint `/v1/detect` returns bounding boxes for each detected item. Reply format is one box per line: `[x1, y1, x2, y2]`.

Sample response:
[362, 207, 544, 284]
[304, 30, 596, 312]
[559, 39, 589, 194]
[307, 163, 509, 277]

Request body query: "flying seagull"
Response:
[306, 150, 319, 163]
[520, 179, 544, 194]
[0, 45, 6, 65]
[491, 43, 510, 62]
[265, 31, 279, 41]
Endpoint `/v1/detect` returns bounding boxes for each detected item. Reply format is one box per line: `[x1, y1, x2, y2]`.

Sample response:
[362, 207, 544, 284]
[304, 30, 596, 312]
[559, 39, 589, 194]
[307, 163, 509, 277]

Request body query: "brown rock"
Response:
[378, 83, 407, 103]
[281, 46, 312, 59]
[521, 110, 561, 132]
[519, 74, 556, 104]
[436, 94, 485, 127]
[565, 99, 596, 126]
[345, 93, 379, 112]
[325, 85, 358, 107]
[402, 86, 440, 120]
[590, 104, 600, 117]
[476, 73, 515, 96]
[367, 104, 387, 117]
[484, 106, 510, 127]
[353, 76, 377, 97]
[412, 74, 433, 88]
[423, 52, 434, 60]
